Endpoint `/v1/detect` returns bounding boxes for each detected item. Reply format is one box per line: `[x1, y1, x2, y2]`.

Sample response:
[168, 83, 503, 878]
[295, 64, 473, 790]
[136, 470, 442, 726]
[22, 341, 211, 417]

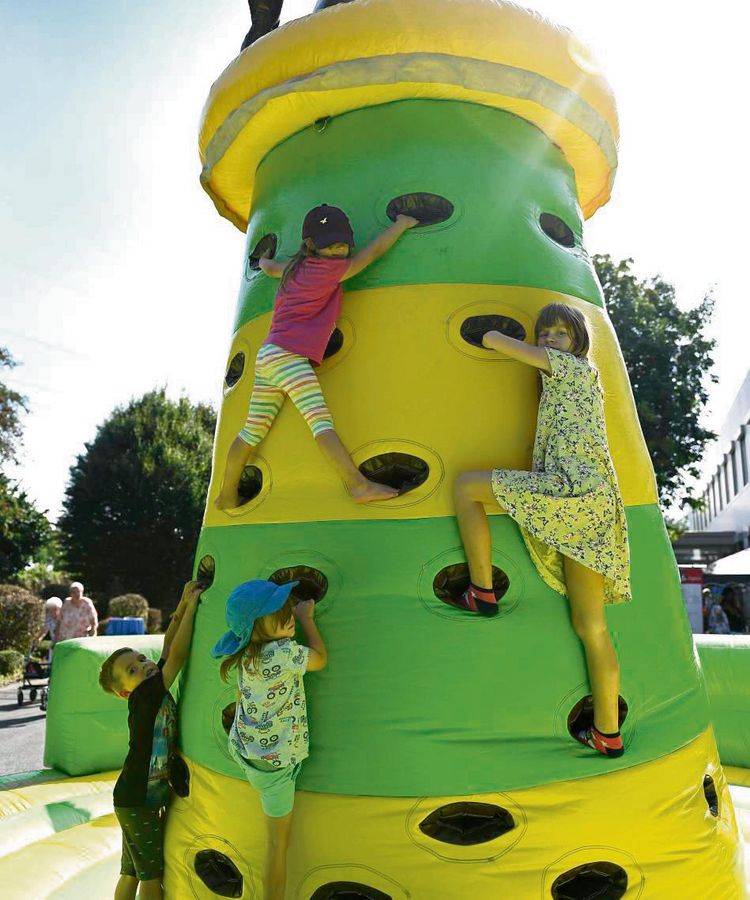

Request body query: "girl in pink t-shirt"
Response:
[215, 205, 418, 509]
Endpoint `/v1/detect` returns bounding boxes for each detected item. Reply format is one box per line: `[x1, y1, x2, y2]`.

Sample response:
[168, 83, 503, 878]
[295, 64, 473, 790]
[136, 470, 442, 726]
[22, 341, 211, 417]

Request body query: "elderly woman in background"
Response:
[57, 582, 98, 642]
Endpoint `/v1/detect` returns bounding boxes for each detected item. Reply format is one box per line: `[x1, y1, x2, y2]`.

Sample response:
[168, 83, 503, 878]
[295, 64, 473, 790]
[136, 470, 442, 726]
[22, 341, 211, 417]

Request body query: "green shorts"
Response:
[115, 805, 165, 881]
[229, 742, 301, 817]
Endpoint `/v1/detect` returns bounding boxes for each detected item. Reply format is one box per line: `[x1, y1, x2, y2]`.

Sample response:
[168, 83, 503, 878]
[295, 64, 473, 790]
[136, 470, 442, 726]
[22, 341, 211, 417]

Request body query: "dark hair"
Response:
[99, 647, 133, 695]
[535, 303, 590, 357]
[219, 598, 295, 683]
[280, 239, 318, 289]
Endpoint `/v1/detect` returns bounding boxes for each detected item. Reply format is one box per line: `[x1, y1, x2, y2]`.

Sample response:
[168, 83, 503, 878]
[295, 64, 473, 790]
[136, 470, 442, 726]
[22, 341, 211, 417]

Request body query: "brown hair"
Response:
[99, 647, 133, 695]
[219, 598, 295, 683]
[280, 239, 318, 289]
[534, 303, 590, 357]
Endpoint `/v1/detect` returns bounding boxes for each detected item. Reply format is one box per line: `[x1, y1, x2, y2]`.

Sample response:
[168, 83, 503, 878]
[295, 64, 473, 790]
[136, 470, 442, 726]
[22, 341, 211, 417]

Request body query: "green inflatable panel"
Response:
[696, 635, 750, 769]
[44, 636, 163, 777]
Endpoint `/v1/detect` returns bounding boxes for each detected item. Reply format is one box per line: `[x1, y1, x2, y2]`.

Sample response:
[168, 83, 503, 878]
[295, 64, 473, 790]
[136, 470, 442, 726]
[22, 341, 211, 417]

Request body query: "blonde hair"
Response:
[535, 303, 590, 357]
[219, 599, 295, 683]
[99, 647, 132, 695]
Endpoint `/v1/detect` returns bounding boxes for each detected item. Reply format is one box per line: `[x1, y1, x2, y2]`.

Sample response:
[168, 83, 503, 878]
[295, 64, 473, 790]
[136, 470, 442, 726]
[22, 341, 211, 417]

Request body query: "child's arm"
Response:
[161, 588, 192, 660]
[258, 256, 285, 278]
[342, 215, 418, 281]
[161, 581, 202, 690]
[293, 600, 327, 672]
[482, 330, 552, 373]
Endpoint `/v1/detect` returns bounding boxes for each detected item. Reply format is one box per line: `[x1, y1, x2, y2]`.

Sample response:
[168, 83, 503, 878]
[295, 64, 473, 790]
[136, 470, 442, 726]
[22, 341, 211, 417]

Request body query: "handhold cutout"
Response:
[310, 884, 392, 900]
[551, 861, 628, 900]
[386, 193, 454, 227]
[323, 327, 344, 360]
[419, 801, 515, 845]
[540, 213, 575, 248]
[566, 694, 628, 741]
[703, 774, 719, 817]
[194, 849, 243, 898]
[221, 703, 236, 736]
[247, 233, 278, 273]
[196, 555, 215, 589]
[238, 465, 264, 504]
[224, 352, 245, 389]
[358, 452, 429, 495]
[269, 566, 328, 604]
[460, 314, 526, 348]
[168, 755, 190, 798]
[433, 563, 510, 604]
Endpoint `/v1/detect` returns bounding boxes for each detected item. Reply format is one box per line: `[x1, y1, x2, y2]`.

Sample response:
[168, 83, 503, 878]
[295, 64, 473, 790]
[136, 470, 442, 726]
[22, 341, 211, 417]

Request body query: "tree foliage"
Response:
[0, 474, 52, 582]
[58, 390, 216, 610]
[594, 255, 716, 508]
[0, 347, 27, 467]
[0, 585, 44, 655]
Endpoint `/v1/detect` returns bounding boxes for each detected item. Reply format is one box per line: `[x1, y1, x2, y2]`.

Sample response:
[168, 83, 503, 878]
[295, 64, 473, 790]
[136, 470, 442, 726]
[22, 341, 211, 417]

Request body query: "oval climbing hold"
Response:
[269, 566, 329, 604]
[224, 352, 245, 389]
[703, 774, 719, 817]
[193, 849, 243, 898]
[323, 327, 344, 360]
[246, 233, 278, 273]
[310, 884, 392, 900]
[539, 212, 575, 248]
[550, 861, 628, 900]
[196, 555, 215, 589]
[238, 465, 264, 504]
[460, 314, 526, 348]
[566, 694, 629, 742]
[386, 193, 454, 227]
[358, 452, 429, 495]
[433, 563, 510, 605]
[419, 801, 515, 845]
[168, 755, 190, 798]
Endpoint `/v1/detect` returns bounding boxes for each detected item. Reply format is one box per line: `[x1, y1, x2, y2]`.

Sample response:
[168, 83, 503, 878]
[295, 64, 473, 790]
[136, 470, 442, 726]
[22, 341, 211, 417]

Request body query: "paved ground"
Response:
[0, 680, 46, 776]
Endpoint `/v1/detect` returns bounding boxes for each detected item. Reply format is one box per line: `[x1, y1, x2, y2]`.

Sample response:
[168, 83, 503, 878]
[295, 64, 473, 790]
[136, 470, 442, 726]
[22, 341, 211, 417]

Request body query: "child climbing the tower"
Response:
[214, 204, 418, 509]
[212, 579, 327, 900]
[98, 580, 203, 900]
[444, 303, 631, 758]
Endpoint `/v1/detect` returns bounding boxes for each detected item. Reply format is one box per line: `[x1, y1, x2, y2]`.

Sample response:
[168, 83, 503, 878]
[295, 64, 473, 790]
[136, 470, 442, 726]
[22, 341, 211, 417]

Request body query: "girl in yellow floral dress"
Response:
[443, 303, 631, 757]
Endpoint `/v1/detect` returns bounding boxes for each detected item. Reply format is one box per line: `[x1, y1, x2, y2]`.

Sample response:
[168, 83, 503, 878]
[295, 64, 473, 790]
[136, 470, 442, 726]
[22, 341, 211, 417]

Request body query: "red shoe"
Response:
[439, 585, 499, 617]
[575, 726, 624, 758]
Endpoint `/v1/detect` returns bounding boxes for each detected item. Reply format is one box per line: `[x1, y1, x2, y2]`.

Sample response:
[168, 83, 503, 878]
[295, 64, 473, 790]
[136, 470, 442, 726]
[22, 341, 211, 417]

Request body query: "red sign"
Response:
[680, 568, 703, 585]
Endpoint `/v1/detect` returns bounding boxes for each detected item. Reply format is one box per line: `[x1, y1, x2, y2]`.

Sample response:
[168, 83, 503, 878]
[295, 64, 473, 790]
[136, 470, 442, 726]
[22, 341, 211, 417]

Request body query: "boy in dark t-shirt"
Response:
[99, 581, 202, 900]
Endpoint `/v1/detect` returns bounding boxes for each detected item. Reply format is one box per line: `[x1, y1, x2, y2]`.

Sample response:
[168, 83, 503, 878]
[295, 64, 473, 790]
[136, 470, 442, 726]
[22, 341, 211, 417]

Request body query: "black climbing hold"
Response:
[310, 884, 392, 900]
[194, 849, 243, 898]
[221, 703, 236, 736]
[386, 193, 454, 227]
[460, 315, 527, 348]
[168, 755, 190, 798]
[540, 213, 576, 248]
[551, 861, 628, 900]
[224, 352, 245, 389]
[238, 465, 263, 504]
[247, 233, 278, 272]
[433, 563, 510, 604]
[566, 695, 628, 742]
[323, 327, 344, 360]
[419, 801, 515, 845]
[703, 774, 719, 817]
[196, 555, 215, 589]
[358, 452, 429, 495]
[268, 567, 328, 604]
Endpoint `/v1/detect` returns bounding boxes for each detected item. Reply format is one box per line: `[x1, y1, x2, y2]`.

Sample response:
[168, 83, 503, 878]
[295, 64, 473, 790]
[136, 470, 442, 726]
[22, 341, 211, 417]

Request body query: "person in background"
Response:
[721, 585, 746, 633]
[57, 582, 98, 642]
[38, 597, 63, 662]
[708, 594, 731, 635]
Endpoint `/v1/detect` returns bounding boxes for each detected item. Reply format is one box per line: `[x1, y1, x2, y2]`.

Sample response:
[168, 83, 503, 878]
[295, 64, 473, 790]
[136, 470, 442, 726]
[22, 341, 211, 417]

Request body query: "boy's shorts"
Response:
[229, 743, 301, 817]
[115, 805, 165, 881]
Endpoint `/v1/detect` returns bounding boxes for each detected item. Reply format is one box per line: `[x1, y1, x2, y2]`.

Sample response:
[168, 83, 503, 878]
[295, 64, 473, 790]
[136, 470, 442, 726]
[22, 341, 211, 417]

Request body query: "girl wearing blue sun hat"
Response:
[211, 579, 327, 900]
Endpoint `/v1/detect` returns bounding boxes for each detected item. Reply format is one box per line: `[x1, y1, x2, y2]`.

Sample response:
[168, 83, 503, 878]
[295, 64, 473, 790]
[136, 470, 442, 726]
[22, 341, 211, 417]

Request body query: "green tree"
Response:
[594, 255, 716, 509]
[0, 347, 27, 466]
[0, 474, 52, 581]
[58, 390, 216, 611]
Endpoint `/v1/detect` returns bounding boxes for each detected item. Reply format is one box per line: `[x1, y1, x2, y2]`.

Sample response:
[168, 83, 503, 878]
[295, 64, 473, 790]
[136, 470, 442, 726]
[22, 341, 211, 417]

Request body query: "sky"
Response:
[2, 0, 748, 521]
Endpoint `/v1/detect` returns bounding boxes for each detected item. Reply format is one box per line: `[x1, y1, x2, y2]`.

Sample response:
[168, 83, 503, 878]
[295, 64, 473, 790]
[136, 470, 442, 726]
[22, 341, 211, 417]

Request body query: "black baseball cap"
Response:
[302, 204, 354, 248]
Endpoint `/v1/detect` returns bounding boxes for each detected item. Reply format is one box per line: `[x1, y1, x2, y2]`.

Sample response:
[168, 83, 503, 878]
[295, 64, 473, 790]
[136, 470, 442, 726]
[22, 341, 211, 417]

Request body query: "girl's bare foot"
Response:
[350, 479, 399, 503]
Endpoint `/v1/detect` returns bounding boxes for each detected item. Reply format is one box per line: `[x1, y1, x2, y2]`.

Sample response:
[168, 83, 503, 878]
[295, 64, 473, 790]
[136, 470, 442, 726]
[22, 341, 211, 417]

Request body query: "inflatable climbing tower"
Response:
[168, 1, 745, 896]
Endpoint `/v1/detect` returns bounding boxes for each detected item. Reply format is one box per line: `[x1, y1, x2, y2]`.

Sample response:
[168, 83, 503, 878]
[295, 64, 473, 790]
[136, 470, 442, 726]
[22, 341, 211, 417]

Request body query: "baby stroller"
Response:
[17, 651, 50, 711]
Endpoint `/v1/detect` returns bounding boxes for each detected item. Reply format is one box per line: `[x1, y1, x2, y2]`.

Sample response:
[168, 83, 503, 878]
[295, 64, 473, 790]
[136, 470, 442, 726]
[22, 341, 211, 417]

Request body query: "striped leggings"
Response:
[239, 343, 334, 446]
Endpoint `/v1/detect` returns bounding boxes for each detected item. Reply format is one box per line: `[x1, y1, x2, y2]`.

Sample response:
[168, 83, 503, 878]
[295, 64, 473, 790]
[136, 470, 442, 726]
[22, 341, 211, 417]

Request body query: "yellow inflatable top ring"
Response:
[199, 0, 619, 231]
